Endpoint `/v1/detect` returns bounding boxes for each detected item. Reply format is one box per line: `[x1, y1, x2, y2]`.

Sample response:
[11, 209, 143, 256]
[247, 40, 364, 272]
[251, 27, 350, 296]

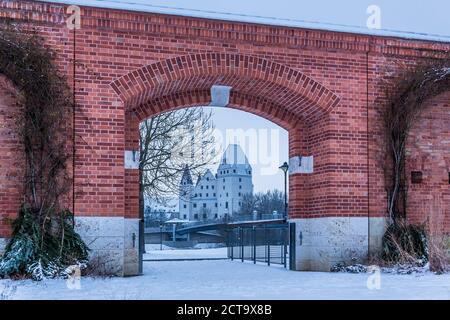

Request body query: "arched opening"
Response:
[113, 53, 340, 219]
[111, 53, 340, 274]
[139, 105, 290, 263]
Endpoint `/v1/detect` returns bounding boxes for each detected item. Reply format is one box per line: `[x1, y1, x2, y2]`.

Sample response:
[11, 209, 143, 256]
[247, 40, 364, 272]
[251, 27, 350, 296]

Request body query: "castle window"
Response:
[239, 185, 242, 189]
[206, 185, 209, 189]
[199, 193, 202, 197]
[193, 204, 197, 208]
[203, 203, 206, 208]
[238, 192, 241, 196]
[239, 202, 241, 206]
[183, 204, 187, 209]
[195, 193, 197, 197]
[183, 215, 187, 219]
[239, 178, 241, 182]
[206, 177, 209, 181]
[215, 203, 218, 207]
[248, 170, 251, 174]
[223, 178, 225, 182]
[201, 186, 203, 190]
[214, 214, 218, 218]
[194, 214, 198, 219]
[203, 213, 207, 219]
[212, 185, 214, 189]
[213, 193, 216, 197]
[227, 170, 229, 174]
[225, 202, 228, 209]
[206, 193, 209, 197]
[226, 193, 229, 197]
[223, 186, 225, 190]
[233, 169, 236, 173]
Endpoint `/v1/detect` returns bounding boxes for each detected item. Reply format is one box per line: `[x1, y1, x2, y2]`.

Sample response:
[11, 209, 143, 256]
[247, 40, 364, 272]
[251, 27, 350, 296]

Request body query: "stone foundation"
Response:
[368, 217, 387, 258]
[290, 217, 386, 271]
[75, 217, 140, 276]
[0, 238, 7, 257]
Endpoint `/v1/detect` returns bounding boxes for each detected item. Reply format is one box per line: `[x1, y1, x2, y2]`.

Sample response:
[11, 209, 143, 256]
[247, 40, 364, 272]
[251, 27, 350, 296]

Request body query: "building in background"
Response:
[179, 144, 253, 220]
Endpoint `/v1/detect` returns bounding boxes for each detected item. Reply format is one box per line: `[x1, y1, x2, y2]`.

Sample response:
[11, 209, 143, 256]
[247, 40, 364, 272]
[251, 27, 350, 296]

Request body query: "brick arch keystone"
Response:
[110, 53, 340, 122]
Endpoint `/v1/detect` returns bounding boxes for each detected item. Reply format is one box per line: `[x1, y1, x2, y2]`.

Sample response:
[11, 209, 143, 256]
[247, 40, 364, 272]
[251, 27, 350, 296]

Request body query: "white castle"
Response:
[179, 144, 253, 221]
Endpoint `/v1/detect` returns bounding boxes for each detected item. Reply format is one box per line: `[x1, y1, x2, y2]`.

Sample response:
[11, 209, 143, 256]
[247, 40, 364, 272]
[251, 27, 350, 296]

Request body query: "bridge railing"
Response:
[226, 224, 289, 268]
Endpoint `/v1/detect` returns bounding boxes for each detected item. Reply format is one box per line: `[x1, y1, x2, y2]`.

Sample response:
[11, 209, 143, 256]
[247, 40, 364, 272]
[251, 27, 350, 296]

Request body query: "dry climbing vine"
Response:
[382, 59, 450, 225]
[381, 58, 450, 266]
[0, 22, 89, 280]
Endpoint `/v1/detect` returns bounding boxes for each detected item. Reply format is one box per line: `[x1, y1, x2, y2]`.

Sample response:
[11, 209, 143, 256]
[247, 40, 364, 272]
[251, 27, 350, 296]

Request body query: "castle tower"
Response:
[179, 165, 193, 220]
[216, 144, 253, 218]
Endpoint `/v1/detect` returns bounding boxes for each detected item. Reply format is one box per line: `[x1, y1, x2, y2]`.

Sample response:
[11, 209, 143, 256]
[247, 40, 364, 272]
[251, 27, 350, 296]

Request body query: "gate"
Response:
[226, 222, 296, 269]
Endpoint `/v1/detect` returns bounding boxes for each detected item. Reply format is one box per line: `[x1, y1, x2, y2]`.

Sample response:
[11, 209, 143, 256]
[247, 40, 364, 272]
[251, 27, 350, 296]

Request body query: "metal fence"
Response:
[226, 223, 289, 268]
[144, 213, 284, 228]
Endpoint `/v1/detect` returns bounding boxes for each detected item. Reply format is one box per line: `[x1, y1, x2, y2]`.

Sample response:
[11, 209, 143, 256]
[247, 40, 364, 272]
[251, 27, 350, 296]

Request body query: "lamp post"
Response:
[279, 162, 289, 221]
[159, 222, 163, 250]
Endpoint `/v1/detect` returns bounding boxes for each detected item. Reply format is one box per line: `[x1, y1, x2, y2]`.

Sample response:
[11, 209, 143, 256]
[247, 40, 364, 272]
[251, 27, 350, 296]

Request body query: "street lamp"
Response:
[279, 162, 289, 221]
[159, 222, 163, 250]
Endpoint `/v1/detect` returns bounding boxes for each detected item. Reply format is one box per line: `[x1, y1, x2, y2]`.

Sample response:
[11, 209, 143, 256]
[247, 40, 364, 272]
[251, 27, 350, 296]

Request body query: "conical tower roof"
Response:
[180, 164, 193, 185]
[221, 144, 249, 165]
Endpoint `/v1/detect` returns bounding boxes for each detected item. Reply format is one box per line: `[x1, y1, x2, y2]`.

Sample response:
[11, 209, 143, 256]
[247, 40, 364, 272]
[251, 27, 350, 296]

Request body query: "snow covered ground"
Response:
[143, 245, 227, 260]
[1, 248, 450, 300]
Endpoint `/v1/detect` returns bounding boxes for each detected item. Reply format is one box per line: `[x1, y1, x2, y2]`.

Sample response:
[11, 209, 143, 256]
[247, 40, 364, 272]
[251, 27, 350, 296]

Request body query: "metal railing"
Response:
[226, 223, 289, 268]
[144, 213, 284, 229]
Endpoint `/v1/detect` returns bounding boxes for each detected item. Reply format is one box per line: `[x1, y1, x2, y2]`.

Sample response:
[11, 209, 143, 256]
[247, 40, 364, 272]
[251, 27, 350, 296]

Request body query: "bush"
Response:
[382, 221, 428, 264]
[0, 205, 89, 280]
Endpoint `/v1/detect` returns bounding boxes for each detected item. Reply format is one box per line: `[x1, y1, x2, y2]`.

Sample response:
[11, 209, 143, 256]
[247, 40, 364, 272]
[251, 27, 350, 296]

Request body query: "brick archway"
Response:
[3, 0, 448, 276]
[110, 53, 340, 122]
[110, 53, 341, 222]
[109, 53, 349, 273]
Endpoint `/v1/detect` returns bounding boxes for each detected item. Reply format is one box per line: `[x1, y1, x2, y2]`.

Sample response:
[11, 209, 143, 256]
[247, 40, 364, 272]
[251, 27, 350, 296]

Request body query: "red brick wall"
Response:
[0, 75, 23, 237]
[0, 1, 449, 236]
[406, 91, 450, 232]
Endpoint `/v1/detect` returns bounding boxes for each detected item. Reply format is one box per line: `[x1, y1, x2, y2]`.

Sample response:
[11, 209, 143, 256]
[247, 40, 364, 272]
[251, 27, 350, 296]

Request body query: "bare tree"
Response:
[139, 107, 216, 216]
[198, 207, 212, 221]
[238, 193, 258, 216]
[238, 190, 285, 216]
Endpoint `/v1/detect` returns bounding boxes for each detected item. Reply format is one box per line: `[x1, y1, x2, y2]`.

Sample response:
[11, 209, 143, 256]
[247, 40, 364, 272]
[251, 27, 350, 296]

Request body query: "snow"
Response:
[41, 1, 450, 43]
[143, 245, 227, 260]
[1, 247, 450, 300]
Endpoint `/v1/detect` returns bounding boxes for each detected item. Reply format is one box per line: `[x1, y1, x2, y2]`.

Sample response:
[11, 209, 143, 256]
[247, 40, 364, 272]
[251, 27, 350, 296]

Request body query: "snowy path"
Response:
[143, 246, 227, 260]
[1, 257, 450, 300]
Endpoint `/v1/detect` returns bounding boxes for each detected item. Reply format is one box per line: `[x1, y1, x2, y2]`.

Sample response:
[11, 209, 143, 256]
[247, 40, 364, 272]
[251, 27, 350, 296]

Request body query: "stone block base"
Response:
[75, 217, 141, 277]
[290, 217, 386, 271]
[0, 238, 7, 257]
